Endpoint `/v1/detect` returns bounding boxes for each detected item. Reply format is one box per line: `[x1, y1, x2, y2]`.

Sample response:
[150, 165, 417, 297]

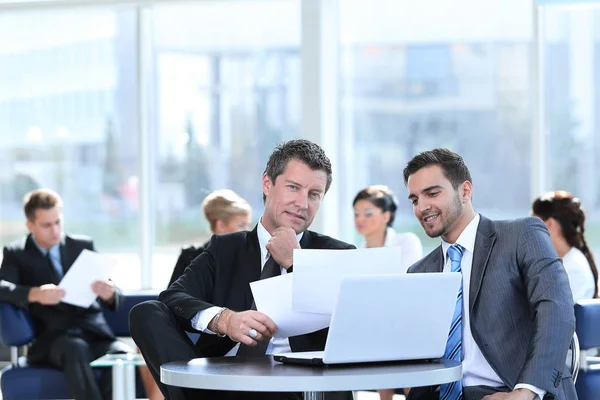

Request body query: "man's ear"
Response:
[461, 181, 473, 202]
[262, 174, 272, 198]
[26, 220, 33, 233]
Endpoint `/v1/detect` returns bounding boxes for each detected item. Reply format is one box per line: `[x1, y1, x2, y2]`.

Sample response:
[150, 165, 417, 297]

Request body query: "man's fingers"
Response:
[236, 333, 258, 346]
[252, 313, 277, 334]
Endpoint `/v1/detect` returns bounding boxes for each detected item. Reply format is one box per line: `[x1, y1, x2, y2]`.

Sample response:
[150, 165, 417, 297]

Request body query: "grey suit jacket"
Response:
[408, 215, 576, 400]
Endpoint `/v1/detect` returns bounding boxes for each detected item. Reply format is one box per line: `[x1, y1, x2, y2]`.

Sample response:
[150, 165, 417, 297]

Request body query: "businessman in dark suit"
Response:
[130, 139, 355, 400]
[0, 189, 130, 400]
[403, 149, 576, 400]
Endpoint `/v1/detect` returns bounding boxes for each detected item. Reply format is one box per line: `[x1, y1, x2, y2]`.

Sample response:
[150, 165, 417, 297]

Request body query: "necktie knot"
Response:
[447, 244, 464, 265]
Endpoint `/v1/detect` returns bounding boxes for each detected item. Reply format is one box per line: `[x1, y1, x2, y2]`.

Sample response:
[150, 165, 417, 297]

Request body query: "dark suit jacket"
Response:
[0, 234, 123, 362]
[159, 226, 355, 357]
[407, 216, 577, 400]
[167, 243, 207, 288]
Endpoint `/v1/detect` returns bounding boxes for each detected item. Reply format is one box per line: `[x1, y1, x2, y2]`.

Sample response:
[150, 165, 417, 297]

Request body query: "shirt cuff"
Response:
[191, 306, 222, 334]
[514, 383, 545, 400]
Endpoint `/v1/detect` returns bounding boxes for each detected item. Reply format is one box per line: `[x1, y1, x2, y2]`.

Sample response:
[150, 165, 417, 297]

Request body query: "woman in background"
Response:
[353, 185, 422, 266]
[167, 189, 252, 286]
[353, 185, 423, 400]
[532, 190, 598, 301]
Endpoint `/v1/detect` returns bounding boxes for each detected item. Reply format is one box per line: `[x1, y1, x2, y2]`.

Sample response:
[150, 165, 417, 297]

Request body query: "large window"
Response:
[542, 5, 600, 251]
[2, 0, 600, 288]
[0, 8, 141, 287]
[338, 0, 533, 249]
[150, 1, 301, 287]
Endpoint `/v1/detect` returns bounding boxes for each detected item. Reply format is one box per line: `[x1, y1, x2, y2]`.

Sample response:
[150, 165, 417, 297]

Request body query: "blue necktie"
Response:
[440, 244, 464, 400]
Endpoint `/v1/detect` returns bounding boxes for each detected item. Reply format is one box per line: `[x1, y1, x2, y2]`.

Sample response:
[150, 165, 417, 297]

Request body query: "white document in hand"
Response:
[58, 249, 118, 308]
[250, 273, 330, 338]
[292, 247, 404, 314]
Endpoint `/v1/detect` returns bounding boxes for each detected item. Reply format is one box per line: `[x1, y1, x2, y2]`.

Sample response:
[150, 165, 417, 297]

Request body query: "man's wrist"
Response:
[514, 388, 537, 400]
[210, 308, 231, 337]
[27, 287, 39, 303]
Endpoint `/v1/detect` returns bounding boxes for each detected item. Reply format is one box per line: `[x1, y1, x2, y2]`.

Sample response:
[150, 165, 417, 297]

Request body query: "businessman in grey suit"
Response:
[403, 149, 576, 400]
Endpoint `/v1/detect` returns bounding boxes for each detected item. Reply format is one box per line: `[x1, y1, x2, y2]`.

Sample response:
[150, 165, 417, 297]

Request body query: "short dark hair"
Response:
[352, 185, 398, 227]
[403, 148, 472, 189]
[24, 189, 63, 222]
[263, 139, 332, 202]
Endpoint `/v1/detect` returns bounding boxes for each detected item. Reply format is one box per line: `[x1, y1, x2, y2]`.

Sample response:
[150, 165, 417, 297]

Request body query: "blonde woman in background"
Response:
[353, 185, 423, 400]
[140, 189, 252, 400]
[167, 189, 252, 286]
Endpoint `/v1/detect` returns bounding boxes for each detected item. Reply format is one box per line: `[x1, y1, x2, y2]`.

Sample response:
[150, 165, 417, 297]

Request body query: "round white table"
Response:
[161, 356, 461, 400]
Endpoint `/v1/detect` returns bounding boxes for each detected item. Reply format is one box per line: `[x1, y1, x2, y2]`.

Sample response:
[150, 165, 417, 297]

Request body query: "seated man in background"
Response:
[167, 189, 252, 287]
[130, 139, 355, 400]
[403, 149, 576, 400]
[0, 188, 131, 400]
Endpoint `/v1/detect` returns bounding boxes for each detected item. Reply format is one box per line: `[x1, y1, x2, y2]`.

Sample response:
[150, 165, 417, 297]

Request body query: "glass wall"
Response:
[1, 0, 599, 287]
[542, 5, 600, 250]
[150, 1, 301, 287]
[338, 0, 533, 249]
[0, 8, 141, 285]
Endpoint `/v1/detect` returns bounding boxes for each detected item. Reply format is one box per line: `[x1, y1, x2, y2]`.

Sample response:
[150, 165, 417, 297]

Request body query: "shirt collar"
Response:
[441, 213, 480, 263]
[257, 218, 304, 262]
[31, 236, 61, 258]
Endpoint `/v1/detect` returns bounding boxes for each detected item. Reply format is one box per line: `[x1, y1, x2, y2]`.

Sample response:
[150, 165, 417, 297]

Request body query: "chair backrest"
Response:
[0, 303, 36, 346]
[0, 292, 158, 347]
[575, 299, 600, 350]
[102, 292, 158, 337]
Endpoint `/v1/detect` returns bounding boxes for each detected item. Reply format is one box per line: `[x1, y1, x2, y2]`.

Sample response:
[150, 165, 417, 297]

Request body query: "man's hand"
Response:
[28, 284, 65, 305]
[217, 310, 277, 346]
[92, 280, 116, 304]
[266, 227, 300, 270]
[483, 389, 537, 400]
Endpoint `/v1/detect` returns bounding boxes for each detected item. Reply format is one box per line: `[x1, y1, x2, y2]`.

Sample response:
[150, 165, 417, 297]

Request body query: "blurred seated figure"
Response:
[138, 189, 253, 400]
[0, 189, 131, 400]
[353, 185, 422, 400]
[532, 190, 598, 301]
[353, 185, 423, 267]
[167, 189, 252, 287]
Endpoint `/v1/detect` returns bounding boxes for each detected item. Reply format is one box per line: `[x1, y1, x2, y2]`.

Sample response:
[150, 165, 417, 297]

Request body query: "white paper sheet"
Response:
[58, 249, 118, 308]
[250, 273, 331, 338]
[292, 247, 404, 314]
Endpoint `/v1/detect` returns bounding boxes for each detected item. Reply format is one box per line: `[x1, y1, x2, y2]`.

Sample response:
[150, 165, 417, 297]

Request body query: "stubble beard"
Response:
[424, 193, 463, 239]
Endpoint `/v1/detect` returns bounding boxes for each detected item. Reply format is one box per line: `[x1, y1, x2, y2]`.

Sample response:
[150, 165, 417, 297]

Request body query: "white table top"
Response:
[161, 356, 461, 392]
[91, 353, 146, 367]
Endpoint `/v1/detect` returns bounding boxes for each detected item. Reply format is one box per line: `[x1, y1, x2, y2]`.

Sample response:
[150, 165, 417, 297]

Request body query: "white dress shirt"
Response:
[562, 247, 595, 302]
[441, 214, 545, 400]
[361, 227, 423, 272]
[190, 219, 302, 356]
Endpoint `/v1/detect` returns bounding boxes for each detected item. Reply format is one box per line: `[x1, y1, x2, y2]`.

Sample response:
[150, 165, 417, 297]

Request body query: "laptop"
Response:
[274, 272, 461, 366]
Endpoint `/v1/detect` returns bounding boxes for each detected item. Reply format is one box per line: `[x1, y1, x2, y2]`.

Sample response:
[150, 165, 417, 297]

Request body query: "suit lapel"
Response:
[299, 230, 312, 249]
[59, 236, 75, 276]
[25, 234, 59, 284]
[469, 215, 497, 313]
[241, 227, 262, 309]
[427, 246, 444, 273]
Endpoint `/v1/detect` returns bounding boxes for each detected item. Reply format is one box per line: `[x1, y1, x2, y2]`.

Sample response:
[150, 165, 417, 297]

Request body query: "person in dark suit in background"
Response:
[0, 188, 131, 400]
[167, 189, 252, 287]
[130, 139, 355, 400]
[403, 149, 576, 400]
